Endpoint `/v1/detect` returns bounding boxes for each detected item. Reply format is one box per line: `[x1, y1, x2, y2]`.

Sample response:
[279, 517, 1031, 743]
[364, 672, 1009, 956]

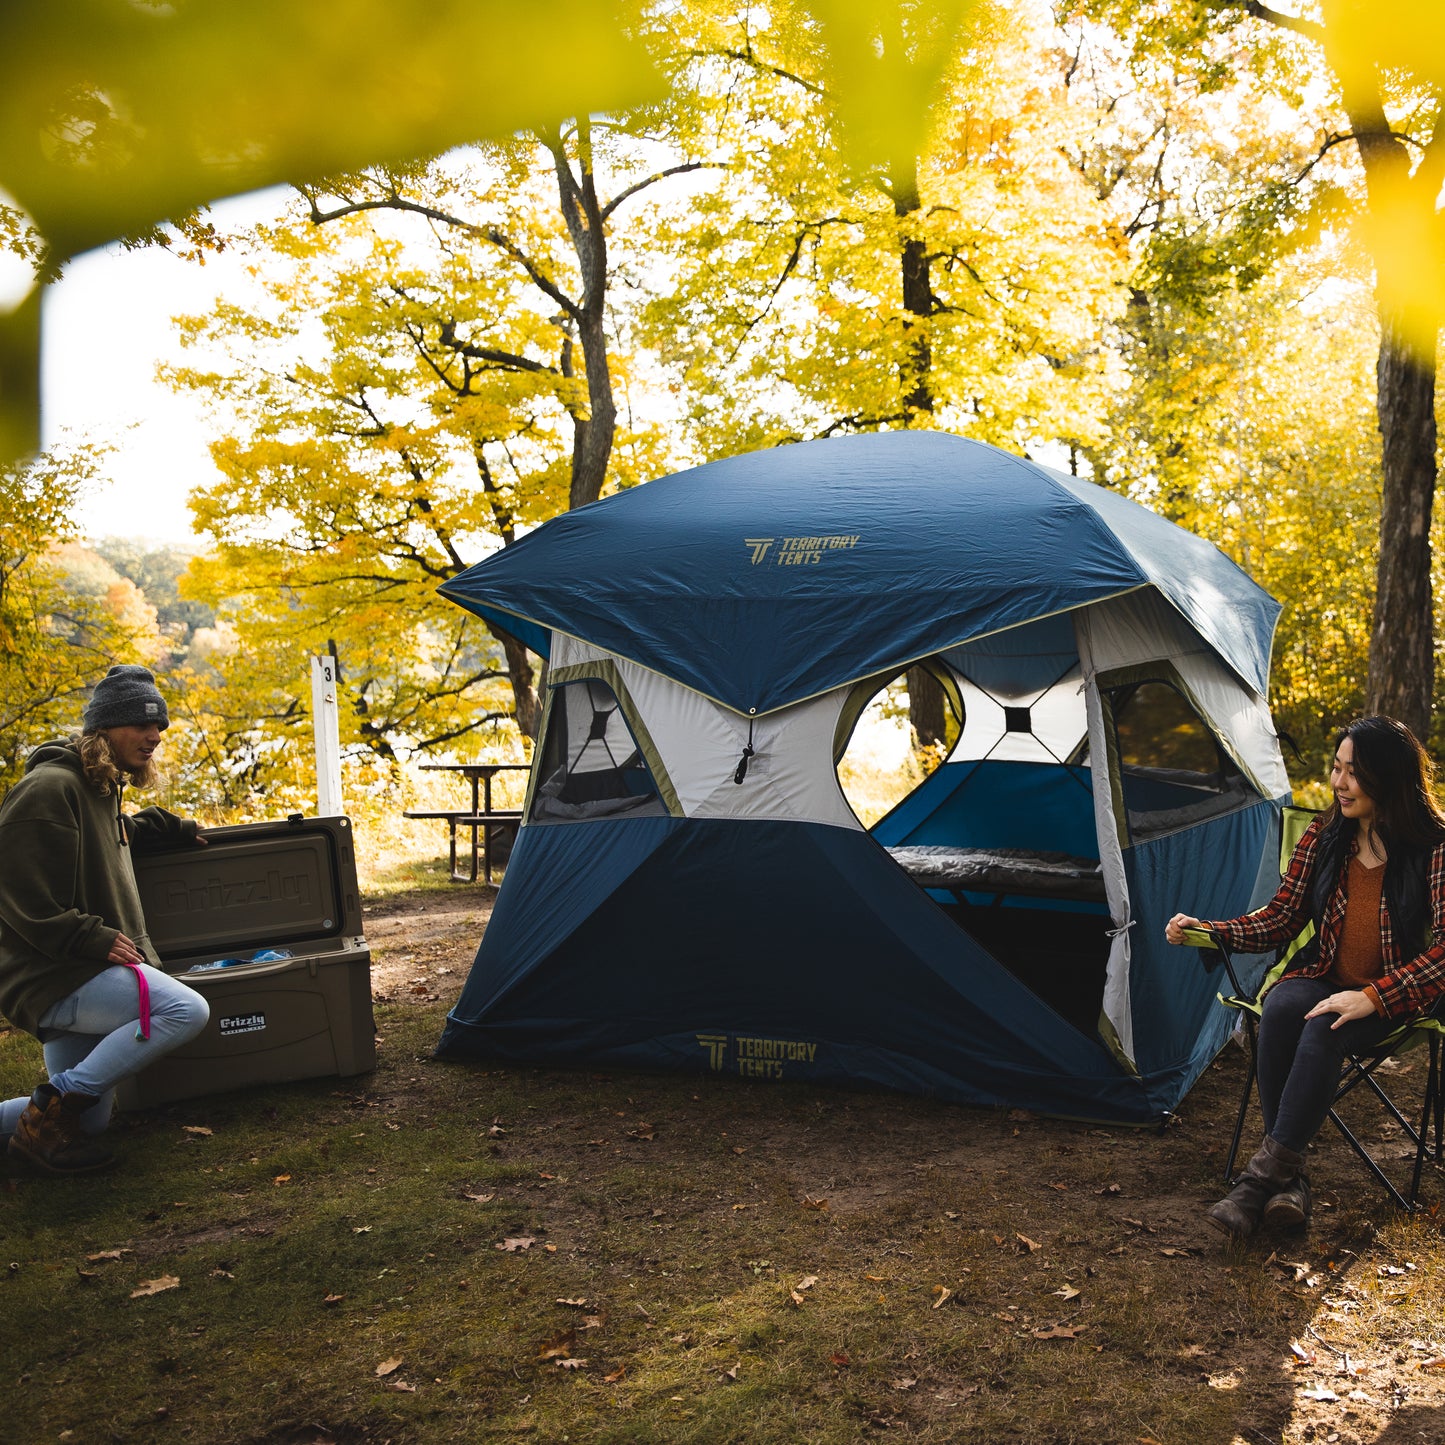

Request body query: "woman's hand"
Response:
[1165, 913, 1205, 946]
[106, 932, 145, 966]
[1304, 989, 1378, 1028]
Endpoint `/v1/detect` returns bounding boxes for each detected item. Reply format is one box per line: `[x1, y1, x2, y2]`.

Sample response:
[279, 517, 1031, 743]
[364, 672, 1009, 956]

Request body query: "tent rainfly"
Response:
[435, 431, 1290, 1125]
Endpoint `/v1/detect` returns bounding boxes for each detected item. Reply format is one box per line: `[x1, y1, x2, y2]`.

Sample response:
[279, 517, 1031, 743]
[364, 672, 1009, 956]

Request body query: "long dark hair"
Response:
[1312, 716, 1445, 949]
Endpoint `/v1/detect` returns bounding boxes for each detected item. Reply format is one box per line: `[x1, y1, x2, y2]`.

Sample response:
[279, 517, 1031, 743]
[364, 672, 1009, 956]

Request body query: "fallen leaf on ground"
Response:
[1015, 1234, 1041, 1253]
[1290, 1341, 1317, 1365]
[488, 1124, 506, 1137]
[538, 1330, 577, 1360]
[273, 1174, 290, 1185]
[496, 1237, 535, 1253]
[86, 1249, 131, 1262]
[829, 1352, 850, 1368]
[323, 1293, 344, 1305]
[75, 1268, 98, 1282]
[1052, 1286, 1081, 1300]
[731, 1202, 753, 1211]
[386, 1380, 417, 1393]
[731, 1146, 747, 1154]
[790, 1290, 807, 1306]
[556, 1358, 589, 1370]
[463, 1192, 494, 1203]
[802, 1195, 830, 1210]
[210, 1268, 234, 1280]
[181, 1126, 213, 1136]
[130, 1275, 180, 1298]
[1160, 1247, 1192, 1258]
[892, 1377, 917, 1391]
[629, 1125, 655, 1140]
[1096, 1183, 1121, 1195]
[375, 1357, 403, 1377]
[722, 1362, 741, 1380]
[1419, 1357, 1445, 1370]
[352, 1226, 371, 1234]
[932, 1286, 954, 1309]
[796, 1275, 818, 1291]
[1033, 1324, 1085, 1340]
[1300, 1387, 1339, 1402]
[555, 1297, 589, 1308]
[604, 1366, 626, 1383]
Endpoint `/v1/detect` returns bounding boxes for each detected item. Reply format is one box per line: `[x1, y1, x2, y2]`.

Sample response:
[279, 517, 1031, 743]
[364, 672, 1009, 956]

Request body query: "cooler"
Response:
[116, 814, 375, 1108]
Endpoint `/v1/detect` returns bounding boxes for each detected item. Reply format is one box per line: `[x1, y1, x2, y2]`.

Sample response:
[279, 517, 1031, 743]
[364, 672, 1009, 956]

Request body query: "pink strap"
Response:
[123, 962, 151, 1041]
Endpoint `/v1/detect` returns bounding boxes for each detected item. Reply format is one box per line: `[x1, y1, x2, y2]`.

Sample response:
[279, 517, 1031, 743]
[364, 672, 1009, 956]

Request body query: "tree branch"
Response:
[600, 162, 713, 222]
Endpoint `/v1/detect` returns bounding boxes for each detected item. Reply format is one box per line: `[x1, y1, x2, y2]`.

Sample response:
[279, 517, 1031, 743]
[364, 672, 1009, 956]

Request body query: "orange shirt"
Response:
[1330, 854, 1386, 990]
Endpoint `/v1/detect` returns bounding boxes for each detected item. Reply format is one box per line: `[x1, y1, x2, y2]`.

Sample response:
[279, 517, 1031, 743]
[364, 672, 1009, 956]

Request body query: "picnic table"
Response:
[404, 762, 530, 883]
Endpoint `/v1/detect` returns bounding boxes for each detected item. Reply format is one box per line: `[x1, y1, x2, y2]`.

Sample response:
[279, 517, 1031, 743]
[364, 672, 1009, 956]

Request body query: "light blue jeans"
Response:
[1, 965, 209, 1137]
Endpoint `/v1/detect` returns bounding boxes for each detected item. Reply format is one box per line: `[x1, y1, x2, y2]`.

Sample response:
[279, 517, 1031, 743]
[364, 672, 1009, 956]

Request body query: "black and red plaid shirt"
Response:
[1207, 815, 1445, 1020]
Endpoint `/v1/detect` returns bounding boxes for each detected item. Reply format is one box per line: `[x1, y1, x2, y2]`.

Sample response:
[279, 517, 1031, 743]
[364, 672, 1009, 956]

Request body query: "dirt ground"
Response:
[357, 885, 1445, 1445]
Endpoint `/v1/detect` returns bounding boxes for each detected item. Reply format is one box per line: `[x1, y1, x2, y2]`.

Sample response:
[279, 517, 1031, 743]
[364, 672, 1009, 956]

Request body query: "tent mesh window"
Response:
[1106, 679, 1258, 839]
[531, 678, 667, 823]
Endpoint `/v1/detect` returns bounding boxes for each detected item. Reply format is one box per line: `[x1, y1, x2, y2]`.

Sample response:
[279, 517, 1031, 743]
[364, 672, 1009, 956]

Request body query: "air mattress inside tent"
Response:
[886, 845, 1107, 902]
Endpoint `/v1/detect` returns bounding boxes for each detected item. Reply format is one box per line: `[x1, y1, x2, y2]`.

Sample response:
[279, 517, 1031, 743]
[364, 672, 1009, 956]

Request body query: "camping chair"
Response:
[1194, 806, 1445, 1211]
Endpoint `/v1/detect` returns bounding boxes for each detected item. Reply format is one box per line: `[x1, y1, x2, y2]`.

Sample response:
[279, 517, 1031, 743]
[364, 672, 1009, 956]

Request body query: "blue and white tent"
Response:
[435, 432, 1290, 1125]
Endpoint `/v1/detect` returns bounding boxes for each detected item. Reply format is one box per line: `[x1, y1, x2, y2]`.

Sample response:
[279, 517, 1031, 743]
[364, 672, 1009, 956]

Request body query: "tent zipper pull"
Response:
[733, 717, 755, 785]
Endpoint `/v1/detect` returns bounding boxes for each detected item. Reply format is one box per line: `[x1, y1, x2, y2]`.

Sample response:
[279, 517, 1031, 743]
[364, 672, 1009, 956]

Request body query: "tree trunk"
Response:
[893, 161, 934, 422]
[494, 625, 542, 740]
[1365, 315, 1438, 740]
[907, 664, 946, 751]
[549, 121, 617, 511]
[892, 161, 944, 745]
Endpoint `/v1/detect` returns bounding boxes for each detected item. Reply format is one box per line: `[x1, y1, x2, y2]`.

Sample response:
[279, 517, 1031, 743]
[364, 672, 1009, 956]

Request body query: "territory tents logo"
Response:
[745, 535, 860, 567]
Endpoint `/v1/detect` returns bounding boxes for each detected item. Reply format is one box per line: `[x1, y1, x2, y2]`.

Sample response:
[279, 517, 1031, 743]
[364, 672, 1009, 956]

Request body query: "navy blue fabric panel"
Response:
[1055, 472, 1279, 695]
[439, 818, 1161, 1121]
[1122, 798, 1280, 1107]
[463, 600, 551, 660]
[442, 434, 1147, 716]
[870, 760, 1098, 859]
[442, 818, 685, 1022]
[440, 433, 1280, 714]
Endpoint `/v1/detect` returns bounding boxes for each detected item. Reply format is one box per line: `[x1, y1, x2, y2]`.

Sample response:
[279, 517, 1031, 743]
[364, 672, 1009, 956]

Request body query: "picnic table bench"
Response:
[404, 763, 529, 883]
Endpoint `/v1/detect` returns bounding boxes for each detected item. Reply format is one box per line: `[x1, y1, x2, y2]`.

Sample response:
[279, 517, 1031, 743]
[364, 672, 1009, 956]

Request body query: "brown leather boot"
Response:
[7, 1083, 115, 1174]
[1206, 1136, 1306, 1238]
[1263, 1172, 1312, 1230]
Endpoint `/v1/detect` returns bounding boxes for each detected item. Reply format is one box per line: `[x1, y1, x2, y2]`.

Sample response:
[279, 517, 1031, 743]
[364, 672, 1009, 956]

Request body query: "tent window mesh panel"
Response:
[1106, 680, 1258, 839]
[531, 679, 667, 824]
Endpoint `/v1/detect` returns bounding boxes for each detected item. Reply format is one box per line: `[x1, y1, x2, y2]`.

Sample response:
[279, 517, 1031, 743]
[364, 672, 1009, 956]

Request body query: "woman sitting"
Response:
[1166, 715, 1445, 1236]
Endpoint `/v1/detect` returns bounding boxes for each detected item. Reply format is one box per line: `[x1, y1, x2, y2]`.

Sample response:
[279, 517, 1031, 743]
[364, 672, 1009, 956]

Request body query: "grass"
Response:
[3, 896, 1445, 1445]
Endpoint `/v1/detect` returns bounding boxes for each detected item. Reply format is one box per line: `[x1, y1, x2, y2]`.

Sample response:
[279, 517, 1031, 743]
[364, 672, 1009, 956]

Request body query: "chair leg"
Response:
[1410, 1034, 1442, 1208]
[1224, 1020, 1258, 1185]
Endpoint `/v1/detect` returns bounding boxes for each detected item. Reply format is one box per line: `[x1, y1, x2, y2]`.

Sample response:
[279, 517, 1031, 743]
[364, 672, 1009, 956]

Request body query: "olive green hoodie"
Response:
[0, 740, 196, 1037]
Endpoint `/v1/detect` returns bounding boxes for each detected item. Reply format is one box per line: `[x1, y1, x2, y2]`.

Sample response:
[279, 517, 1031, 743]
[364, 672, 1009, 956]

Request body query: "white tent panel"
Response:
[549, 633, 863, 828]
[1072, 588, 1289, 801]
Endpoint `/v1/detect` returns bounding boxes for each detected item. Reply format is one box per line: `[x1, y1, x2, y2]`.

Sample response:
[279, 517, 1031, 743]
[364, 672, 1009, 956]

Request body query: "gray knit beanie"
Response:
[82, 665, 170, 732]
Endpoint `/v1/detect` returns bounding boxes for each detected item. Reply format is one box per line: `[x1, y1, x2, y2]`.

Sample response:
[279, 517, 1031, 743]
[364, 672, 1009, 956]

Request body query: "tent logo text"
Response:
[744, 535, 860, 567]
[696, 1031, 819, 1079]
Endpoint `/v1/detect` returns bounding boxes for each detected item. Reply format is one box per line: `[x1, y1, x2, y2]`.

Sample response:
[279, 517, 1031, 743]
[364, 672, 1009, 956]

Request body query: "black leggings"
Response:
[1255, 975, 1397, 1153]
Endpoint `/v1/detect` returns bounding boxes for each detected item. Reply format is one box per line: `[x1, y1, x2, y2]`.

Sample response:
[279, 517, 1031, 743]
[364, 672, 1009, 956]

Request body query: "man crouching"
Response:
[0, 665, 209, 1172]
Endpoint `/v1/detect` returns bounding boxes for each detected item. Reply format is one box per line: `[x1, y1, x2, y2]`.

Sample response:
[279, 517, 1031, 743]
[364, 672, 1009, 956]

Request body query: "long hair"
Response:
[1312, 716, 1445, 948]
[72, 730, 159, 795]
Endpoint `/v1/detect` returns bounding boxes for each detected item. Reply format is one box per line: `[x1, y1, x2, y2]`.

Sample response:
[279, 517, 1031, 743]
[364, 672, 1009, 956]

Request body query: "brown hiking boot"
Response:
[1205, 1136, 1306, 1239]
[8, 1083, 115, 1174]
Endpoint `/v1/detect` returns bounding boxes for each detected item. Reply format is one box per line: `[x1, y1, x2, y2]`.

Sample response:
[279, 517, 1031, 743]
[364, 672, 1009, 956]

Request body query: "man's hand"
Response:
[107, 932, 145, 966]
